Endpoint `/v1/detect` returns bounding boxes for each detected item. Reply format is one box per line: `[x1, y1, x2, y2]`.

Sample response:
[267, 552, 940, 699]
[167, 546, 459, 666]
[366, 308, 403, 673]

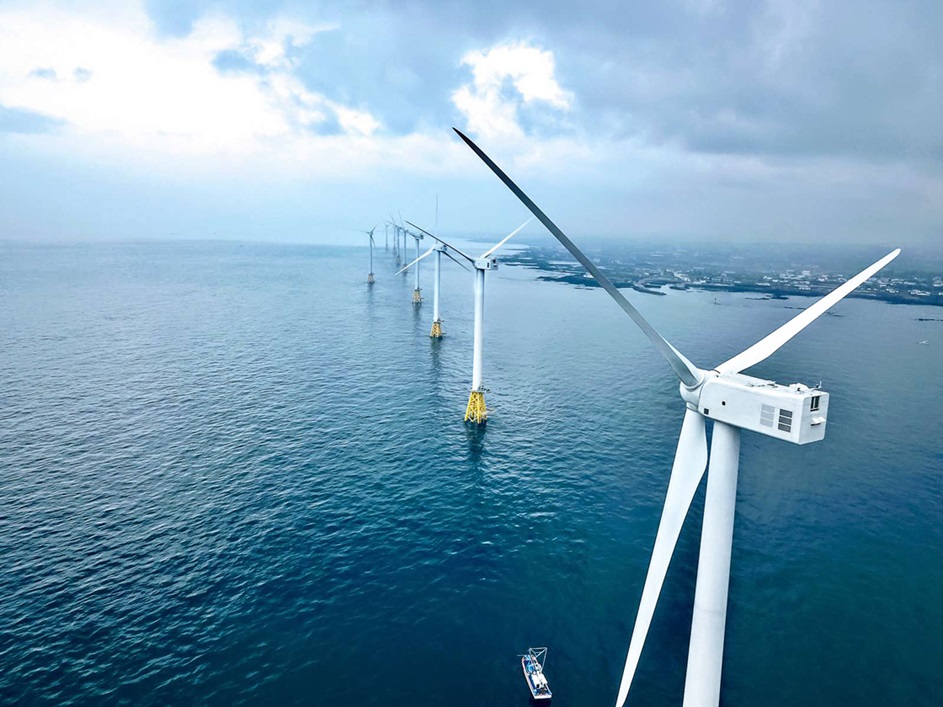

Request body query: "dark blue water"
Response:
[1, 241, 940, 705]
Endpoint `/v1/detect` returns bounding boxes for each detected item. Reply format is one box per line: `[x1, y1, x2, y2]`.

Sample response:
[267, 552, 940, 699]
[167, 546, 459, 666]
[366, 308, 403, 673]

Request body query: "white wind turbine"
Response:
[406, 217, 531, 423]
[454, 127, 900, 705]
[404, 226, 425, 304]
[397, 221, 471, 338]
[398, 213, 409, 266]
[354, 224, 378, 285]
[388, 215, 401, 264]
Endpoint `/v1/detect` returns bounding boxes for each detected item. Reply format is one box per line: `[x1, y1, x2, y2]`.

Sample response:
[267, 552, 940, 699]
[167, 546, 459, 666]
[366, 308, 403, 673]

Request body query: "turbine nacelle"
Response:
[474, 255, 499, 270]
[681, 373, 829, 445]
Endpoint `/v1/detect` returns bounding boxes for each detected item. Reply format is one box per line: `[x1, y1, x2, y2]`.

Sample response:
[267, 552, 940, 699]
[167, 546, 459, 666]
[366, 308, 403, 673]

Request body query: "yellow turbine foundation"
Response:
[412, 288, 422, 304]
[430, 320, 442, 338]
[464, 390, 487, 424]
[367, 273, 375, 284]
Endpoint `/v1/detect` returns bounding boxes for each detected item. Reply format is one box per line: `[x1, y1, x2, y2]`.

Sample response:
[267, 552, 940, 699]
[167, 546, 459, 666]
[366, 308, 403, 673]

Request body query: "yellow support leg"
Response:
[430, 320, 442, 338]
[412, 288, 422, 304]
[464, 390, 487, 424]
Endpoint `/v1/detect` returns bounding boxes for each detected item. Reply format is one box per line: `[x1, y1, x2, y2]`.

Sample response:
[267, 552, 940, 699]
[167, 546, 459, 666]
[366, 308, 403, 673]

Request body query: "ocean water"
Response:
[0, 240, 940, 706]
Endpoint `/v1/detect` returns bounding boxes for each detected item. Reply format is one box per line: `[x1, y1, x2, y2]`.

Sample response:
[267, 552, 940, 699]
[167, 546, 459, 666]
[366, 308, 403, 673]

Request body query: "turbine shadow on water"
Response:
[428, 338, 443, 380]
[464, 424, 487, 461]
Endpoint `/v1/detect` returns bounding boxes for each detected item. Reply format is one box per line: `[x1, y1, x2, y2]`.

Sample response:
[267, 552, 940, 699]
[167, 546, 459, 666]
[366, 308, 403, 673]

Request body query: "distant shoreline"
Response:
[507, 251, 943, 308]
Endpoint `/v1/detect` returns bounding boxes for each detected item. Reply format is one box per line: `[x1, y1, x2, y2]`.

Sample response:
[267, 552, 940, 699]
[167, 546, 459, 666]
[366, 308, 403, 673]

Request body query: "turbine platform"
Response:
[412, 288, 422, 304]
[367, 273, 375, 284]
[465, 389, 487, 424]
[430, 319, 442, 338]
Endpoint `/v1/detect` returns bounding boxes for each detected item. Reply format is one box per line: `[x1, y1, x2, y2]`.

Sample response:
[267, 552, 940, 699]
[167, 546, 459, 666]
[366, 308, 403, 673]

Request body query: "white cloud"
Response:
[0, 1, 378, 156]
[452, 41, 573, 140]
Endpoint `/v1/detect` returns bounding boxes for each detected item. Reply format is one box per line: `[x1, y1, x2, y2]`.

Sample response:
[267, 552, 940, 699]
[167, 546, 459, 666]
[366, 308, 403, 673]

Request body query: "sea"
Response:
[1, 240, 940, 706]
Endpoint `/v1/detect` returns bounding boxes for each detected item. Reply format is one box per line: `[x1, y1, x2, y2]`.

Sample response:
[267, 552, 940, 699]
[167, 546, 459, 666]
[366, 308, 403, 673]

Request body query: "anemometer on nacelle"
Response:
[690, 373, 829, 445]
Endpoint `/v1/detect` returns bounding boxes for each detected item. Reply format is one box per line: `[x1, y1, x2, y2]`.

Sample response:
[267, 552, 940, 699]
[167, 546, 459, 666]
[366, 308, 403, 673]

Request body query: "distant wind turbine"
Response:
[388, 215, 401, 264]
[408, 217, 530, 423]
[398, 212, 408, 266]
[405, 226, 425, 304]
[454, 126, 900, 705]
[399, 221, 471, 338]
[351, 225, 378, 285]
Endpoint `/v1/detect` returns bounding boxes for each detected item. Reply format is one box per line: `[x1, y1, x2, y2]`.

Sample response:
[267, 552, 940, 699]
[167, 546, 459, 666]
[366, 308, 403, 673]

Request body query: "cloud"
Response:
[452, 41, 573, 140]
[0, 1, 378, 156]
[0, 104, 65, 134]
[0, 0, 940, 246]
[29, 67, 58, 80]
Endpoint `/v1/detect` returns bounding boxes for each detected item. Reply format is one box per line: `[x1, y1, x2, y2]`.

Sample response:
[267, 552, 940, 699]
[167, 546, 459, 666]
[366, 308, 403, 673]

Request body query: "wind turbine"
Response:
[354, 224, 378, 285]
[388, 215, 401, 263]
[397, 212, 409, 265]
[454, 127, 900, 705]
[407, 217, 531, 423]
[398, 221, 471, 338]
[405, 226, 425, 304]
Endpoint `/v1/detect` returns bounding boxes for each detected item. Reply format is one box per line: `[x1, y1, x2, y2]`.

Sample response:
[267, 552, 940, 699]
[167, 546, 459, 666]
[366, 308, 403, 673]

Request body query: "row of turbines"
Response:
[353, 212, 530, 424]
[356, 128, 899, 707]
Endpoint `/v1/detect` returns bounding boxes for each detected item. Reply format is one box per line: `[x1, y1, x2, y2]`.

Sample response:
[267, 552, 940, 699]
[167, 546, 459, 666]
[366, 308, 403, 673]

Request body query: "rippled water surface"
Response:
[1, 241, 940, 705]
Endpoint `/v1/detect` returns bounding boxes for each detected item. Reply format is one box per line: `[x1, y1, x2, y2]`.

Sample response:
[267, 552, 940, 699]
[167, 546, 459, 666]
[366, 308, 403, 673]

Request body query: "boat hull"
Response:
[521, 655, 552, 701]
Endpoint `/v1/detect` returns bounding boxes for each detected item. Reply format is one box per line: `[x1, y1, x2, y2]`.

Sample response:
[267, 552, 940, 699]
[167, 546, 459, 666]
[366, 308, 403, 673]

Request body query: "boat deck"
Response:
[521, 649, 552, 701]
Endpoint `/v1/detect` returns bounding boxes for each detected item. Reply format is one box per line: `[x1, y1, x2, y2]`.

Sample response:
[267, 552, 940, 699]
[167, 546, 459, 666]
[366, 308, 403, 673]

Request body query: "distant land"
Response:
[502, 241, 943, 307]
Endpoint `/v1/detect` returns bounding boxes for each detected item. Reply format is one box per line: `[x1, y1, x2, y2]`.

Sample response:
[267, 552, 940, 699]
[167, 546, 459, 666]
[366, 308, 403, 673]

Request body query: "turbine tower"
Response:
[398, 213, 408, 264]
[388, 216, 401, 264]
[454, 127, 900, 705]
[353, 224, 378, 285]
[405, 227, 425, 304]
[399, 221, 472, 338]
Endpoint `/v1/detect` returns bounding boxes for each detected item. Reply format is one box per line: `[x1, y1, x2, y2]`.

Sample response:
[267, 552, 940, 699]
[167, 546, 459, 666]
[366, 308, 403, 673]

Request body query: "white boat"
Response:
[521, 647, 552, 701]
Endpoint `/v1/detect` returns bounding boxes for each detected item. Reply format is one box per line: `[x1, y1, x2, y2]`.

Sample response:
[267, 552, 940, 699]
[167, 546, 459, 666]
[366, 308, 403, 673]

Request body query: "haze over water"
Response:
[1, 241, 940, 706]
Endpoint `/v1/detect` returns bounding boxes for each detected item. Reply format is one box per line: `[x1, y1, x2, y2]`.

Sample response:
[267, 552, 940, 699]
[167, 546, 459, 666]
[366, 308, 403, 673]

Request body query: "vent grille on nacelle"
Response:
[760, 404, 775, 428]
[778, 409, 793, 433]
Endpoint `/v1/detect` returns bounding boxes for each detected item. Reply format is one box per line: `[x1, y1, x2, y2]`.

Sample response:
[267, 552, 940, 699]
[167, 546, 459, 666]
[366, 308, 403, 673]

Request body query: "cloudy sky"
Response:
[0, 0, 940, 246]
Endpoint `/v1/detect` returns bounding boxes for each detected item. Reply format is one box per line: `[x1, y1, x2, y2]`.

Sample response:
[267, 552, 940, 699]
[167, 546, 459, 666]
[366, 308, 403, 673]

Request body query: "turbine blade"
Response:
[442, 249, 472, 271]
[405, 220, 474, 261]
[615, 408, 708, 707]
[395, 247, 436, 275]
[479, 217, 533, 259]
[716, 248, 901, 374]
[453, 127, 702, 388]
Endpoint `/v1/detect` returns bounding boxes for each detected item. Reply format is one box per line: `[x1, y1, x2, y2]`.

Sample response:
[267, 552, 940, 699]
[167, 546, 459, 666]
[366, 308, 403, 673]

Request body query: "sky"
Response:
[0, 0, 941, 247]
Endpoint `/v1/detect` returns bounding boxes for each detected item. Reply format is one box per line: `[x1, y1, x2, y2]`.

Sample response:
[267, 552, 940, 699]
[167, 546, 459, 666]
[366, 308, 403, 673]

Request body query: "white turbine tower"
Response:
[404, 217, 531, 423]
[398, 221, 471, 338]
[388, 216, 401, 264]
[405, 227, 425, 304]
[398, 213, 409, 265]
[454, 127, 900, 705]
[354, 224, 378, 285]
